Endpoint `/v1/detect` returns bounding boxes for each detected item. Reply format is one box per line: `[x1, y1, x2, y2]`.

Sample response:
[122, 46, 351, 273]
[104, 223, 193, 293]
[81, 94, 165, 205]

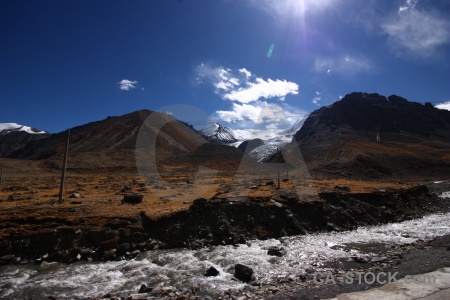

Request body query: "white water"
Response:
[1, 195, 449, 299]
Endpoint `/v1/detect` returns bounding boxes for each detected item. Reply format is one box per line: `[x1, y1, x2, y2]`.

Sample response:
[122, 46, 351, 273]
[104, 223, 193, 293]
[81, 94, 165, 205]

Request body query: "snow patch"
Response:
[0, 123, 46, 134]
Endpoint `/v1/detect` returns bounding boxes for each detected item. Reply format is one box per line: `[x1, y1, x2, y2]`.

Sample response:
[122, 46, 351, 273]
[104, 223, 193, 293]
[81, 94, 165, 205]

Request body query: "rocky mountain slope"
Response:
[0, 123, 49, 158]
[7, 110, 211, 171]
[274, 92, 450, 179]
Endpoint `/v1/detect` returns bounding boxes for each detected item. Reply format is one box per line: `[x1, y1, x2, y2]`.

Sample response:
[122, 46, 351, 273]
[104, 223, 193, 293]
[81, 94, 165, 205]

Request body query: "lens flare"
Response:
[267, 43, 275, 58]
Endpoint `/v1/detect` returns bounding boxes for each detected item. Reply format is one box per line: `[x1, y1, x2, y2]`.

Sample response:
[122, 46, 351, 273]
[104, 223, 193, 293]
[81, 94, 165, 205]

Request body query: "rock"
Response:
[266, 181, 275, 186]
[122, 193, 143, 204]
[267, 246, 287, 257]
[7, 195, 19, 201]
[334, 185, 350, 192]
[149, 286, 162, 296]
[40, 261, 58, 269]
[162, 286, 173, 291]
[117, 243, 131, 254]
[192, 198, 207, 206]
[191, 284, 199, 294]
[204, 266, 220, 277]
[299, 272, 307, 281]
[234, 263, 254, 283]
[270, 199, 283, 208]
[70, 192, 81, 198]
[138, 284, 153, 293]
[104, 249, 117, 259]
[351, 256, 369, 263]
[128, 294, 147, 300]
[1, 254, 15, 261]
[370, 256, 388, 263]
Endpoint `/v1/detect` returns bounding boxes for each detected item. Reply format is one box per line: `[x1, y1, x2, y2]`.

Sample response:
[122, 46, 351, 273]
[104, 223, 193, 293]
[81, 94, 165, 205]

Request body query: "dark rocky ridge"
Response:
[0, 131, 50, 158]
[238, 138, 264, 153]
[272, 92, 450, 179]
[1, 185, 448, 264]
[295, 92, 450, 145]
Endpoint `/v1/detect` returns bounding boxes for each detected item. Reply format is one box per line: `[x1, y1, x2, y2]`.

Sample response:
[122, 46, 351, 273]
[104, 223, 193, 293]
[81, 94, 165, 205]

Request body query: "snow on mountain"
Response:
[199, 117, 307, 162]
[235, 117, 308, 162]
[200, 123, 237, 144]
[0, 123, 46, 135]
[278, 115, 308, 136]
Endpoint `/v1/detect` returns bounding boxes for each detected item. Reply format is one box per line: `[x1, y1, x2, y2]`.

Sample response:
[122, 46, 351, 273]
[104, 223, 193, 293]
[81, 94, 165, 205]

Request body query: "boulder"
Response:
[204, 266, 220, 277]
[117, 242, 131, 254]
[138, 284, 153, 293]
[122, 193, 143, 204]
[267, 246, 287, 257]
[234, 263, 254, 283]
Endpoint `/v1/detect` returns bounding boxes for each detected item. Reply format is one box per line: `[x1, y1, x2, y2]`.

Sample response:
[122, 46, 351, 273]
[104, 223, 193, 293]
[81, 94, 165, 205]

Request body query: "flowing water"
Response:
[1, 193, 449, 300]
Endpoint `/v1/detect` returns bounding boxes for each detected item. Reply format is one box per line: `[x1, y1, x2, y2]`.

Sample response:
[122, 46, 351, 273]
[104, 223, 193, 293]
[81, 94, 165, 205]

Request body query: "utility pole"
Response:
[277, 165, 280, 189]
[0, 165, 3, 185]
[58, 129, 70, 203]
[376, 127, 381, 143]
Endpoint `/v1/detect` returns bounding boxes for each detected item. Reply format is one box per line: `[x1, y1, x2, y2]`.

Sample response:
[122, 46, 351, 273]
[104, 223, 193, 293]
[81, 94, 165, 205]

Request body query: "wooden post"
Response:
[0, 165, 3, 185]
[58, 129, 70, 203]
[277, 164, 280, 189]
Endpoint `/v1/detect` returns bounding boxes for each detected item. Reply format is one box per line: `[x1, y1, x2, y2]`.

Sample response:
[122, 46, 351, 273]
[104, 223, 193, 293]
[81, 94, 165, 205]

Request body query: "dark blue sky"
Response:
[1, 0, 450, 133]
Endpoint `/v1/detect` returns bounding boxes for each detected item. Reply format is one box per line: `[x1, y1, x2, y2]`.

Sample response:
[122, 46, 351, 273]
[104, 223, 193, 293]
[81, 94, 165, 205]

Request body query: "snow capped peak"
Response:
[200, 122, 237, 144]
[0, 123, 46, 135]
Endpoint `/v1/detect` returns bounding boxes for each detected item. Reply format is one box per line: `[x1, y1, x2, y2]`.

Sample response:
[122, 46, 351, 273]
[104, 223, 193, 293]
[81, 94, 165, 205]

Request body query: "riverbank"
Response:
[268, 233, 450, 300]
[0, 182, 448, 264]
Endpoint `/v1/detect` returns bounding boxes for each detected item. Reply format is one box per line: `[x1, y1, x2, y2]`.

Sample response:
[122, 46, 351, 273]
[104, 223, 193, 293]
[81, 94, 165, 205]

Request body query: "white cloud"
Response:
[382, 1, 450, 59]
[118, 79, 138, 91]
[314, 54, 373, 76]
[312, 91, 321, 105]
[436, 101, 450, 111]
[216, 102, 264, 123]
[197, 64, 299, 103]
[224, 78, 299, 103]
[239, 68, 252, 78]
[399, 0, 418, 12]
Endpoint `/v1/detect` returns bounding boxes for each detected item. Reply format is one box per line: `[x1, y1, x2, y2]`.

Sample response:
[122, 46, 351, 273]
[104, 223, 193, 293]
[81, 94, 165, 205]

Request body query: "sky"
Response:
[1, 0, 450, 134]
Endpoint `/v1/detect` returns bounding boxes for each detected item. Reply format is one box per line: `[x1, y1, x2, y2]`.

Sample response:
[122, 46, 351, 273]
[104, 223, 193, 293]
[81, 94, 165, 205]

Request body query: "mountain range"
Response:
[1, 92, 449, 180]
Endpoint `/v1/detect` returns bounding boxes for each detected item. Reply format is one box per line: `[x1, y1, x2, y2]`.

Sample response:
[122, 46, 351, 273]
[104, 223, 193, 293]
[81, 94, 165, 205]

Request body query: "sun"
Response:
[270, 0, 334, 17]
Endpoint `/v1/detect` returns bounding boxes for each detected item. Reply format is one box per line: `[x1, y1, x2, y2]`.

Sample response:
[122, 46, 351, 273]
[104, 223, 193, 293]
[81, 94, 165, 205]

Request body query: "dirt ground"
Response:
[0, 156, 423, 241]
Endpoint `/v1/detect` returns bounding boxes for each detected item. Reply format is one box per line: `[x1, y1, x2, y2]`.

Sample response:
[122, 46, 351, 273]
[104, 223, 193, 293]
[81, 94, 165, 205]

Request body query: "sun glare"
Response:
[271, 0, 333, 17]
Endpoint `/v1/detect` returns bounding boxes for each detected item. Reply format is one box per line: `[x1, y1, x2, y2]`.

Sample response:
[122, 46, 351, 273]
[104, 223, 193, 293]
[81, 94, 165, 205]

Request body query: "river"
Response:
[1, 192, 449, 299]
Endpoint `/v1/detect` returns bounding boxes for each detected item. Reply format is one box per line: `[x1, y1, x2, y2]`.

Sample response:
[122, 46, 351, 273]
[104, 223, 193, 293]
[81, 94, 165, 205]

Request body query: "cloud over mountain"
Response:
[196, 64, 304, 136]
